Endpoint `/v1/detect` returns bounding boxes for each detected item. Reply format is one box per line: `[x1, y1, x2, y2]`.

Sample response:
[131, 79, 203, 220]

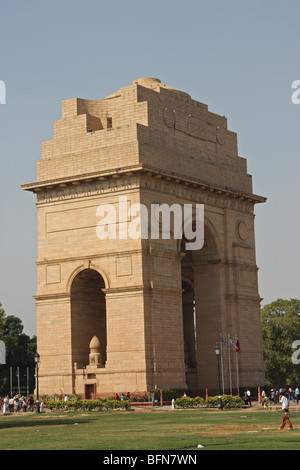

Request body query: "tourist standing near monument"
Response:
[279, 393, 293, 430]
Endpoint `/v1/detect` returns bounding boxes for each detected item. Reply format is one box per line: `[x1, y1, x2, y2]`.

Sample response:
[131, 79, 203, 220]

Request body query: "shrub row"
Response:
[174, 395, 244, 409]
[206, 395, 244, 408]
[173, 396, 205, 408]
[44, 394, 244, 411]
[45, 399, 131, 412]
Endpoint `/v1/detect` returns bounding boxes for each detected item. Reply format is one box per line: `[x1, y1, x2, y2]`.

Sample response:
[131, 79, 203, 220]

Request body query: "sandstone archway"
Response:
[71, 269, 107, 368]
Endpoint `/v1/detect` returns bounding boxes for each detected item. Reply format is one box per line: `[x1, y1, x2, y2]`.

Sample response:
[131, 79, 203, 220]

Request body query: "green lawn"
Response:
[0, 407, 299, 450]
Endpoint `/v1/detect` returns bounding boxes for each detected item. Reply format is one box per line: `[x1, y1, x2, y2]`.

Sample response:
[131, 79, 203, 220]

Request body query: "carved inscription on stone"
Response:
[164, 107, 225, 145]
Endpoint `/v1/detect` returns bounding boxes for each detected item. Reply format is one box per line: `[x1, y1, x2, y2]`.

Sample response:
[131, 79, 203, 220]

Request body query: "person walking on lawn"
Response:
[279, 393, 293, 430]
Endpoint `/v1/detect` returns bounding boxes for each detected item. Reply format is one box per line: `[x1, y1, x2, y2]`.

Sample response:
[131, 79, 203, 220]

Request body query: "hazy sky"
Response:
[0, 0, 299, 336]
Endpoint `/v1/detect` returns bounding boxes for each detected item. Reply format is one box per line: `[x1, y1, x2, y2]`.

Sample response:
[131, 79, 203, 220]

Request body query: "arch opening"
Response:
[181, 222, 221, 392]
[182, 280, 197, 390]
[71, 269, 107, 368]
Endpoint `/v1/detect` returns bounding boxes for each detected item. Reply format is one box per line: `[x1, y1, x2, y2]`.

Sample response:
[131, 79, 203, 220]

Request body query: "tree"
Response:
[261, 299, 300, 388]
[0, 303, 37, 396]
[0, 302, 5, 330]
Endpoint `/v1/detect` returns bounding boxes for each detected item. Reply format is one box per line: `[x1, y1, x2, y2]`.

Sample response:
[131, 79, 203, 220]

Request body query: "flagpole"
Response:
[236, 336, 240, 397]
[228, 334, 232, 395]
[236, 351, 239, 397]
[17, 366, 20, 395]
[220, 334, 225, 395]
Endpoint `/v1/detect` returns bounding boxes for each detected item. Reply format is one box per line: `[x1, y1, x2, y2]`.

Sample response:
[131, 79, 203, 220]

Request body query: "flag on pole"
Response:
[228, 334, 232, 395]
[221, 336, 229, 349]
[229, 336, 240, 352]
[229, 335, 240, 397]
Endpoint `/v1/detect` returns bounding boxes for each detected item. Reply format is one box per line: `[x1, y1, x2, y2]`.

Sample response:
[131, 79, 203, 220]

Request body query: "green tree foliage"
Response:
[261, 299, 300, 388]
[0, 302, 5, 330]
[0, 303, 37, 396]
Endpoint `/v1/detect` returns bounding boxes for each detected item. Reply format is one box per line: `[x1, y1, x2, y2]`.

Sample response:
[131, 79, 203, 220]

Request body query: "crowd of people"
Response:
[0, 395, 39, 413]
[115, 392, 131, 401]
[242, 389, 252, 406]
[263, 387, 300, 405]
[241, 386, 300, 409]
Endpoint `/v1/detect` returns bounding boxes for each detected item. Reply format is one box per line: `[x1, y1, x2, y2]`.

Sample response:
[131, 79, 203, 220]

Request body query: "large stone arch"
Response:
[70, 268, 107, 368]
[23, 77, 266, 396]
[181, 218, 222, 392]
[67, 264, 110, 293]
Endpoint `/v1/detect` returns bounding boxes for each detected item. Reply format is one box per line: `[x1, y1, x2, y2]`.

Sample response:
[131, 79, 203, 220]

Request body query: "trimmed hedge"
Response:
[206, 395, 244, 409]
[174, 396, 205, 408]
[104, 400, 131, 411]
[174, 395, 243, 409]
[44, 399, 131, 412]
[44, 394, 244, 411]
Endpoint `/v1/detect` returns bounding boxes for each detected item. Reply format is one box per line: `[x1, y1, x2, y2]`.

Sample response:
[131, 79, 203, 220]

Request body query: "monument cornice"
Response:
[34, 293, 70, 302]
[22, 163, 267, 206]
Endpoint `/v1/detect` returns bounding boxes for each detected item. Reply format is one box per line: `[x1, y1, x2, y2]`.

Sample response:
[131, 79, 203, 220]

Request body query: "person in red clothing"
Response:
[279, 393, 293, 430]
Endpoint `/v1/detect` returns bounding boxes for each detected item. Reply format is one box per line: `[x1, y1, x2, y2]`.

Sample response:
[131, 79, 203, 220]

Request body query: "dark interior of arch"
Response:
[181, 223, 220, 392]
[71, 269, 107, 367]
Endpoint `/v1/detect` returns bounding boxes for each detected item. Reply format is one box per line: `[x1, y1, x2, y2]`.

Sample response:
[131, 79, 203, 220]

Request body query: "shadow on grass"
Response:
[0, 413, 92, 430]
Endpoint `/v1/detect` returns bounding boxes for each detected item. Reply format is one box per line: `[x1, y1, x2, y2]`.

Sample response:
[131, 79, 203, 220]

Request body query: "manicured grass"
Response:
[0, 407, 299, 450]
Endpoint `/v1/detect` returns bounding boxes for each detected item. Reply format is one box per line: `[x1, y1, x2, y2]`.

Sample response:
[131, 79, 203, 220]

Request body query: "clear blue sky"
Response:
[0, 0, 299, 336]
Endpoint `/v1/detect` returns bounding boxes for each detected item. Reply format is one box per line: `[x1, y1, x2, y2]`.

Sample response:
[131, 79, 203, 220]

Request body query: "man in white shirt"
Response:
[246, 389, 252, 407]
[279, 393, 293, 430]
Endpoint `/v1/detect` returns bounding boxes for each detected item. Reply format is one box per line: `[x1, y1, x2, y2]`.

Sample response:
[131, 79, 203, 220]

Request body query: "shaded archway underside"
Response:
[71, 269, 107, 368]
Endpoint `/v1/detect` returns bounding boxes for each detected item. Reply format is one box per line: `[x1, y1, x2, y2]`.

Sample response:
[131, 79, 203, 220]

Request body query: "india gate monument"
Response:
[22, 78, 266, 397]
